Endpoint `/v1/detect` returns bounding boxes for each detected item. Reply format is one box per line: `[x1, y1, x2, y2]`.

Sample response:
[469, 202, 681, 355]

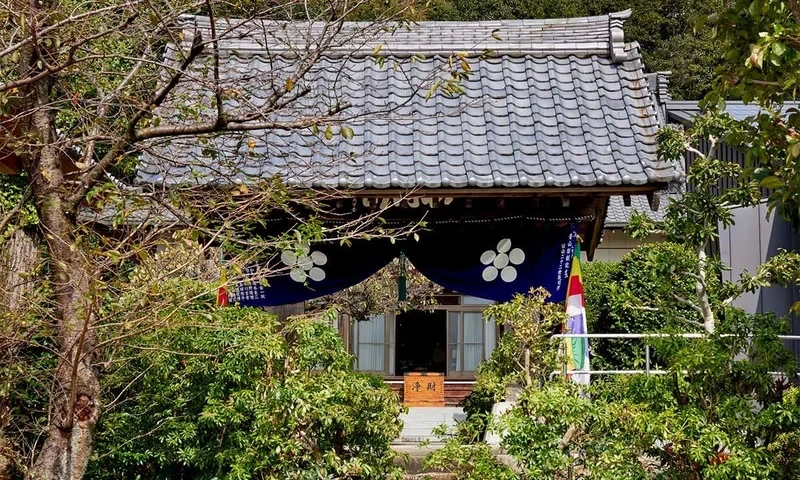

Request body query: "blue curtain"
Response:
[231, 238, 397, 306]
[232, 222, 577, 307]
[404, 223, 577, 303]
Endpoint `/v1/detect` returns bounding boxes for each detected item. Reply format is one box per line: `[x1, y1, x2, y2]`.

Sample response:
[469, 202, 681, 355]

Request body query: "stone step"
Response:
[397, 406, 464, 443]
[393, 444, 447, 475]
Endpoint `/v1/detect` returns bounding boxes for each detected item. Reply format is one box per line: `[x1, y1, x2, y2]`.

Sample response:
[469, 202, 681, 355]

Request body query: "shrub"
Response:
[581, 259, 617, 333]
[497, 308, 800, 479]
[434, 261, 800, 478]
[88, 280, 404, 480]
[422, 432, 519, 480]
[457, 289, 565, 436]
[582, 242, 703, 371]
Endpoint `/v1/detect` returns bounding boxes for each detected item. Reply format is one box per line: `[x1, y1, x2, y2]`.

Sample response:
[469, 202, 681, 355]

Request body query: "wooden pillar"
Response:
[264, 302, 305, 322]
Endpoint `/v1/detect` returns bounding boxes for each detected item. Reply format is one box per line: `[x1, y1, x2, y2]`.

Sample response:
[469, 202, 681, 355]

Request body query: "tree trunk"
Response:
[21, 75, 100, 480]
[0, 229, 40, 311]
[0, 229, 41, 480]
[523, 346, 532, 388]
[697, 249, 715, 334]
[26, 183, 101, 480]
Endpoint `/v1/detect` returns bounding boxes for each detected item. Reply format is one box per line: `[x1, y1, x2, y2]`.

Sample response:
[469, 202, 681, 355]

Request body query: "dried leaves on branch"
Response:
[309, 258, 442, 321]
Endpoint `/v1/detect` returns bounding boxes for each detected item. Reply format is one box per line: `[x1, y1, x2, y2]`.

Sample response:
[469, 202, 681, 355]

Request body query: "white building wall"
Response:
[718, 201, 800, 355]
[585, 230, 665, 263]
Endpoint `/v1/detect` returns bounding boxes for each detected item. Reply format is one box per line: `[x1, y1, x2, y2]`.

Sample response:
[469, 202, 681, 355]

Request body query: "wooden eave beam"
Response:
[1, 113, 79, 175]
[324, 184, 670, 199]
[586, 196, 608, 261]
[1, 115, 22, 175]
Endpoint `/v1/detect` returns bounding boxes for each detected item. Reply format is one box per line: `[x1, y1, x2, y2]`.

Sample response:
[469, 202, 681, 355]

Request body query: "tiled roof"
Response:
[604, 72, 680, 228]
[667, 101, 800, 124]
[180, 12, 637, 59]
[604, 190, 682, 228]
[605, 195, 661, 228]
[135, 12, 678, 190]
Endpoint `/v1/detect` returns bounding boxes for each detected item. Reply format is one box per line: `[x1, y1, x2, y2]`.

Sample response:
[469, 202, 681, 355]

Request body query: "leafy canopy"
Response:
[89, 279, 405, 480]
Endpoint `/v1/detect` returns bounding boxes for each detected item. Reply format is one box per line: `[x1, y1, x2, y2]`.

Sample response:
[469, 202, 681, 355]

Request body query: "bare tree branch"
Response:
[66, 32, 206, 212]
[672, 293, 704, 316]
[1, 13, 141, 93]
[0, 1, 145, 60]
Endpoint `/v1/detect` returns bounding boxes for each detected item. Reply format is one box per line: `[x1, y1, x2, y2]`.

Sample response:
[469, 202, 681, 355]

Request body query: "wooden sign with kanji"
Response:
[403, 372, 445, 407]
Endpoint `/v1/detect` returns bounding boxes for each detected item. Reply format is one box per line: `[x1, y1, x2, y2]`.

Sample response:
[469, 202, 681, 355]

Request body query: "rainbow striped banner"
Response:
[564, 242, 590, 384]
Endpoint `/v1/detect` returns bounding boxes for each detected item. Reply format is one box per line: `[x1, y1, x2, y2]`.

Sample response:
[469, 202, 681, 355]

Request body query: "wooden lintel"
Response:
[0, 150, 20, 175]
[338, 184, 669, 199]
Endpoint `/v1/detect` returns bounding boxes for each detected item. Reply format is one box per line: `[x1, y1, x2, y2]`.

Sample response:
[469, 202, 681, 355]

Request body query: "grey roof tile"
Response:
[179, 12, 629, 58]
[666, 100, 800, 124]
[605, 195, 661, 228]
[135, 12, 675, 190]
[603, 71, 685, 228]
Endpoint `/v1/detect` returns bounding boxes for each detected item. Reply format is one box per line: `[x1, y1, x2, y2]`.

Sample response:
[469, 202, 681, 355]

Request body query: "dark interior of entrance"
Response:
[396, 310, 447, 375]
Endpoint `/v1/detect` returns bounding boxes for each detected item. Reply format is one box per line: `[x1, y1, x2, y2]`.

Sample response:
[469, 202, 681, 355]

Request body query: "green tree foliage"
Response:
[423, 437, 519, 480]
[426, 0, 581, 21]
[427, 0, 731, 100]
[428, 87, 800, 478]
[496, 311, 800, 479]
[702, 0, 800, 223]
[0, 320, 55, 479]
[430, 293, 800, 478]
[501, 382, 644, 479]
[88, 279, 404, 480]
[709, 0, 800, 105]
[308, 258, 441, 322]
[629, 116, 763, 334]
[480, 288, 567, 390]
[427, 263, 800, 478]
[455, 290, 564, 436]
[2, 1, 454, 476]
[582, 243, 706, 371]
[0, 174, 37, 241]
[429, 289, 566, 456]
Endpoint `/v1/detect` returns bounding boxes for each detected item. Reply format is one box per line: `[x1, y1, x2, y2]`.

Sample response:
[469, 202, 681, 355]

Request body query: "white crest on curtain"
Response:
[480, 238, 526, 283]
[281, 244, 328, 282]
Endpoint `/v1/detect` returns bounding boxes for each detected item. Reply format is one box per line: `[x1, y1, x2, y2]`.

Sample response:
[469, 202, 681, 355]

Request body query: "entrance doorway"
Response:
[395, 310, 447, 375]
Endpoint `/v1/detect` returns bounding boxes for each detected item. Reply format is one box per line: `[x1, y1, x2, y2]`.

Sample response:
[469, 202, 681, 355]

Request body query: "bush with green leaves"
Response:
[435, 306, 800, 479]
[423, 431, 519, 480]
[456, 290, 565, 428]
[87, 280, 404, 480]
[0, 323, 55, 479]
[503, 307, 799, 479]
[0, 174, 38, 241]
[501, 382, 647, 480]
[582, 242, 707, 371]
[430, 289, 567, 474]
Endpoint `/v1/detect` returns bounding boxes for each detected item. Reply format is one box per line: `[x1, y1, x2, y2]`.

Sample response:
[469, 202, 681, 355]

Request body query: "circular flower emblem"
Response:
[280, 244, 327, 283]
[480, 238, 525, 283]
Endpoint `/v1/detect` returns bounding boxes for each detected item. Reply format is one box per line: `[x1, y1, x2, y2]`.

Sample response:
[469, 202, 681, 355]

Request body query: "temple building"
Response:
[133, 11, 679, 403]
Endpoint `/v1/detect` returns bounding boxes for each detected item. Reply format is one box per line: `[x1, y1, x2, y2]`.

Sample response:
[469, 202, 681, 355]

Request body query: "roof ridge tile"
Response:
[179, 11, 633, 60]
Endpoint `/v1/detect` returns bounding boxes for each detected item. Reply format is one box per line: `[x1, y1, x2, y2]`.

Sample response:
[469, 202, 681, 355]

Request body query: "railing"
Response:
[551, 333, 800, 378]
